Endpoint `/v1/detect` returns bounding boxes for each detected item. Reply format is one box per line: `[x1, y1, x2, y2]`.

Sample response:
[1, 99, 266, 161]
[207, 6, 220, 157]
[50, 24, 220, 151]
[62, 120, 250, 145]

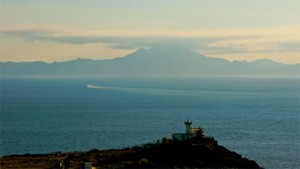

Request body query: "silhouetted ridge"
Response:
[1, 46, 298, 76]
[1, 135, 261, 168]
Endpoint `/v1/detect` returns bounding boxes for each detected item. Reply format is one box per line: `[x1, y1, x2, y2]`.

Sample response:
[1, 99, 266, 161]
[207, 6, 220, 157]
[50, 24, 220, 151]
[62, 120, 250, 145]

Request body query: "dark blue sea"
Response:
[0, 77, 299, 168]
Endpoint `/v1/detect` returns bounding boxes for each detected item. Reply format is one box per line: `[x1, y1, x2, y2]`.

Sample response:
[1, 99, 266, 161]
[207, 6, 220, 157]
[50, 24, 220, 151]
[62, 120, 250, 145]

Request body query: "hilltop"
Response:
[1, 46, 299, 77]
[1, 135, 261, 169]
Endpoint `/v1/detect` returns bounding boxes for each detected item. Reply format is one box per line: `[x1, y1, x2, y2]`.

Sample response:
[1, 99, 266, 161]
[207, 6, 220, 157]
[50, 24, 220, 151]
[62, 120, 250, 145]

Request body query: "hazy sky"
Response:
[0, 0, 299, 64]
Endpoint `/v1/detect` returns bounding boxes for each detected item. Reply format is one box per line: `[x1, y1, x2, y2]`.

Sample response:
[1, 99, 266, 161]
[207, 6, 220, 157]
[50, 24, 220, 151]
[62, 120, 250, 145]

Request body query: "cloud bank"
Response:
[2, 26, 299, 53]
[1, 26, 300, 63]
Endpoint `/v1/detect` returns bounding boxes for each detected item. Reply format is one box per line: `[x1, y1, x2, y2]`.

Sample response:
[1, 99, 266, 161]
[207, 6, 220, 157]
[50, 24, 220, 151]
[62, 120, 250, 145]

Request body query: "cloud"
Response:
[279, 41, 300, 52]
[1, 26, 300, 55]
[1, 29, 219, 51]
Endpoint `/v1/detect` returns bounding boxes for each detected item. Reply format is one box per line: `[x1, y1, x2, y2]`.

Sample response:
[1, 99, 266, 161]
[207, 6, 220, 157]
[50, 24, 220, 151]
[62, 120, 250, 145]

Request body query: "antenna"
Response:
[187, 112, 190, 121]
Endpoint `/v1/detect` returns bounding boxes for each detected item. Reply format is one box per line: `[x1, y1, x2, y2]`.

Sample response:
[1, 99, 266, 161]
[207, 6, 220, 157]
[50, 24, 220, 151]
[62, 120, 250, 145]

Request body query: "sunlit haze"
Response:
[0, 0, 299, 64]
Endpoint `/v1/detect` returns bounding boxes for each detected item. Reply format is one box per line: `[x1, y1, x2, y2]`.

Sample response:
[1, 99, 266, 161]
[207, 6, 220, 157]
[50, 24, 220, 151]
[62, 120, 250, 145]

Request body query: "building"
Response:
[171, 120, 204, 142]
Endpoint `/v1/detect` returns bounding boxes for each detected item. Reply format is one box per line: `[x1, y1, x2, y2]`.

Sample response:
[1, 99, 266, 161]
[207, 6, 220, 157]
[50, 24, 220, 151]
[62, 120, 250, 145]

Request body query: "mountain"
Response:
[1, 46, 299, 77]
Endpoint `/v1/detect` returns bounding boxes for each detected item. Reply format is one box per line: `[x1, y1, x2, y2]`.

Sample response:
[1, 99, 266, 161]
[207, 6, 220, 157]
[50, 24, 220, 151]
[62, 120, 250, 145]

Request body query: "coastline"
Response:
[1, 135, 261, 169]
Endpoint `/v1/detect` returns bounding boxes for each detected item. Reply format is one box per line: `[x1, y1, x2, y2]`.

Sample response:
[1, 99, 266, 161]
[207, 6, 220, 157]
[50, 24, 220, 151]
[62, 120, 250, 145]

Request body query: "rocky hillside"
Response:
[0, 135, 261, 169]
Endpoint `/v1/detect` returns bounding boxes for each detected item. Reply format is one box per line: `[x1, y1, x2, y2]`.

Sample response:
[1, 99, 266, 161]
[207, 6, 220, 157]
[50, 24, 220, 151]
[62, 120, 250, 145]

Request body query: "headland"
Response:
[0, 121, 261, 169]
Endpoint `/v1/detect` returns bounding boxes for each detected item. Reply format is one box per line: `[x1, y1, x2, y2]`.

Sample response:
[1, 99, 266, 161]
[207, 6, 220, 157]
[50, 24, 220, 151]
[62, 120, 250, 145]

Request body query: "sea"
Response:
[0, 76, 299, 169]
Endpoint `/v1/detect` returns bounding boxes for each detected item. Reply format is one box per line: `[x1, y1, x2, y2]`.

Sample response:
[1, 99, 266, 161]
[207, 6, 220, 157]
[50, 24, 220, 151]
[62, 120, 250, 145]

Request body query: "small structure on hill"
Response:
[171, 120, 204, 142]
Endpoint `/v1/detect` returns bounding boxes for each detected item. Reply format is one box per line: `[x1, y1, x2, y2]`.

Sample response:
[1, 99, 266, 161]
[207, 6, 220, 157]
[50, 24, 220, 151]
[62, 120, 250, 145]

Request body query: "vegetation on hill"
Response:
[0, 135, 261, 169]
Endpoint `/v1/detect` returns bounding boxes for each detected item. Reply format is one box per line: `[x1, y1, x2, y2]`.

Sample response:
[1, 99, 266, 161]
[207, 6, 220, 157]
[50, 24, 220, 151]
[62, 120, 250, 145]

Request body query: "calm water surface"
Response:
[0, 77, 299, 168]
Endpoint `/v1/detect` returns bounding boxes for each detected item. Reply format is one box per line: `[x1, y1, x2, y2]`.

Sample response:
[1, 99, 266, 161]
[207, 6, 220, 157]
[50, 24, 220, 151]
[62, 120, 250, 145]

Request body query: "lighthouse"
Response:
[184, 120, 192, 134]
[171, 120, 204, 142]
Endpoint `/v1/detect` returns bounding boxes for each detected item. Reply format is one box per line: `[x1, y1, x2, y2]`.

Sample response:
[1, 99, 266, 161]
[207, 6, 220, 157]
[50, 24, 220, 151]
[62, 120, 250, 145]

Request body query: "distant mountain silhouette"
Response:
[1, 46, 299, 77]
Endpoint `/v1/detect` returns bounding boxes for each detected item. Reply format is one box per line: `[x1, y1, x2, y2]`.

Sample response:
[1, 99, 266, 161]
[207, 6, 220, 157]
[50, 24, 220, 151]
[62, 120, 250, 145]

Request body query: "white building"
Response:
[171, 120, 203, 142]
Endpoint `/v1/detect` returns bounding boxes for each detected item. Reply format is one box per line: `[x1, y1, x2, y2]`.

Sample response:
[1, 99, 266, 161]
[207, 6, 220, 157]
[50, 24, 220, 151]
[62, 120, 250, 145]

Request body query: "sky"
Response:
[0, 0, 299, 64]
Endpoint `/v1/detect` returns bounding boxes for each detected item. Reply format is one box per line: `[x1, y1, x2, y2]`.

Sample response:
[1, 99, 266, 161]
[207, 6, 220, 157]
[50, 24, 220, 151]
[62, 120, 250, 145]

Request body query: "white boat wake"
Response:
[86, 84, 272, 96]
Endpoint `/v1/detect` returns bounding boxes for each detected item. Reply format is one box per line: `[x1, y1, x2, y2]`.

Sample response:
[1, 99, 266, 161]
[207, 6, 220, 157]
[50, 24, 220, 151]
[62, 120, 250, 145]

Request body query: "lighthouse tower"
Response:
[184, 120, 192, 134]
